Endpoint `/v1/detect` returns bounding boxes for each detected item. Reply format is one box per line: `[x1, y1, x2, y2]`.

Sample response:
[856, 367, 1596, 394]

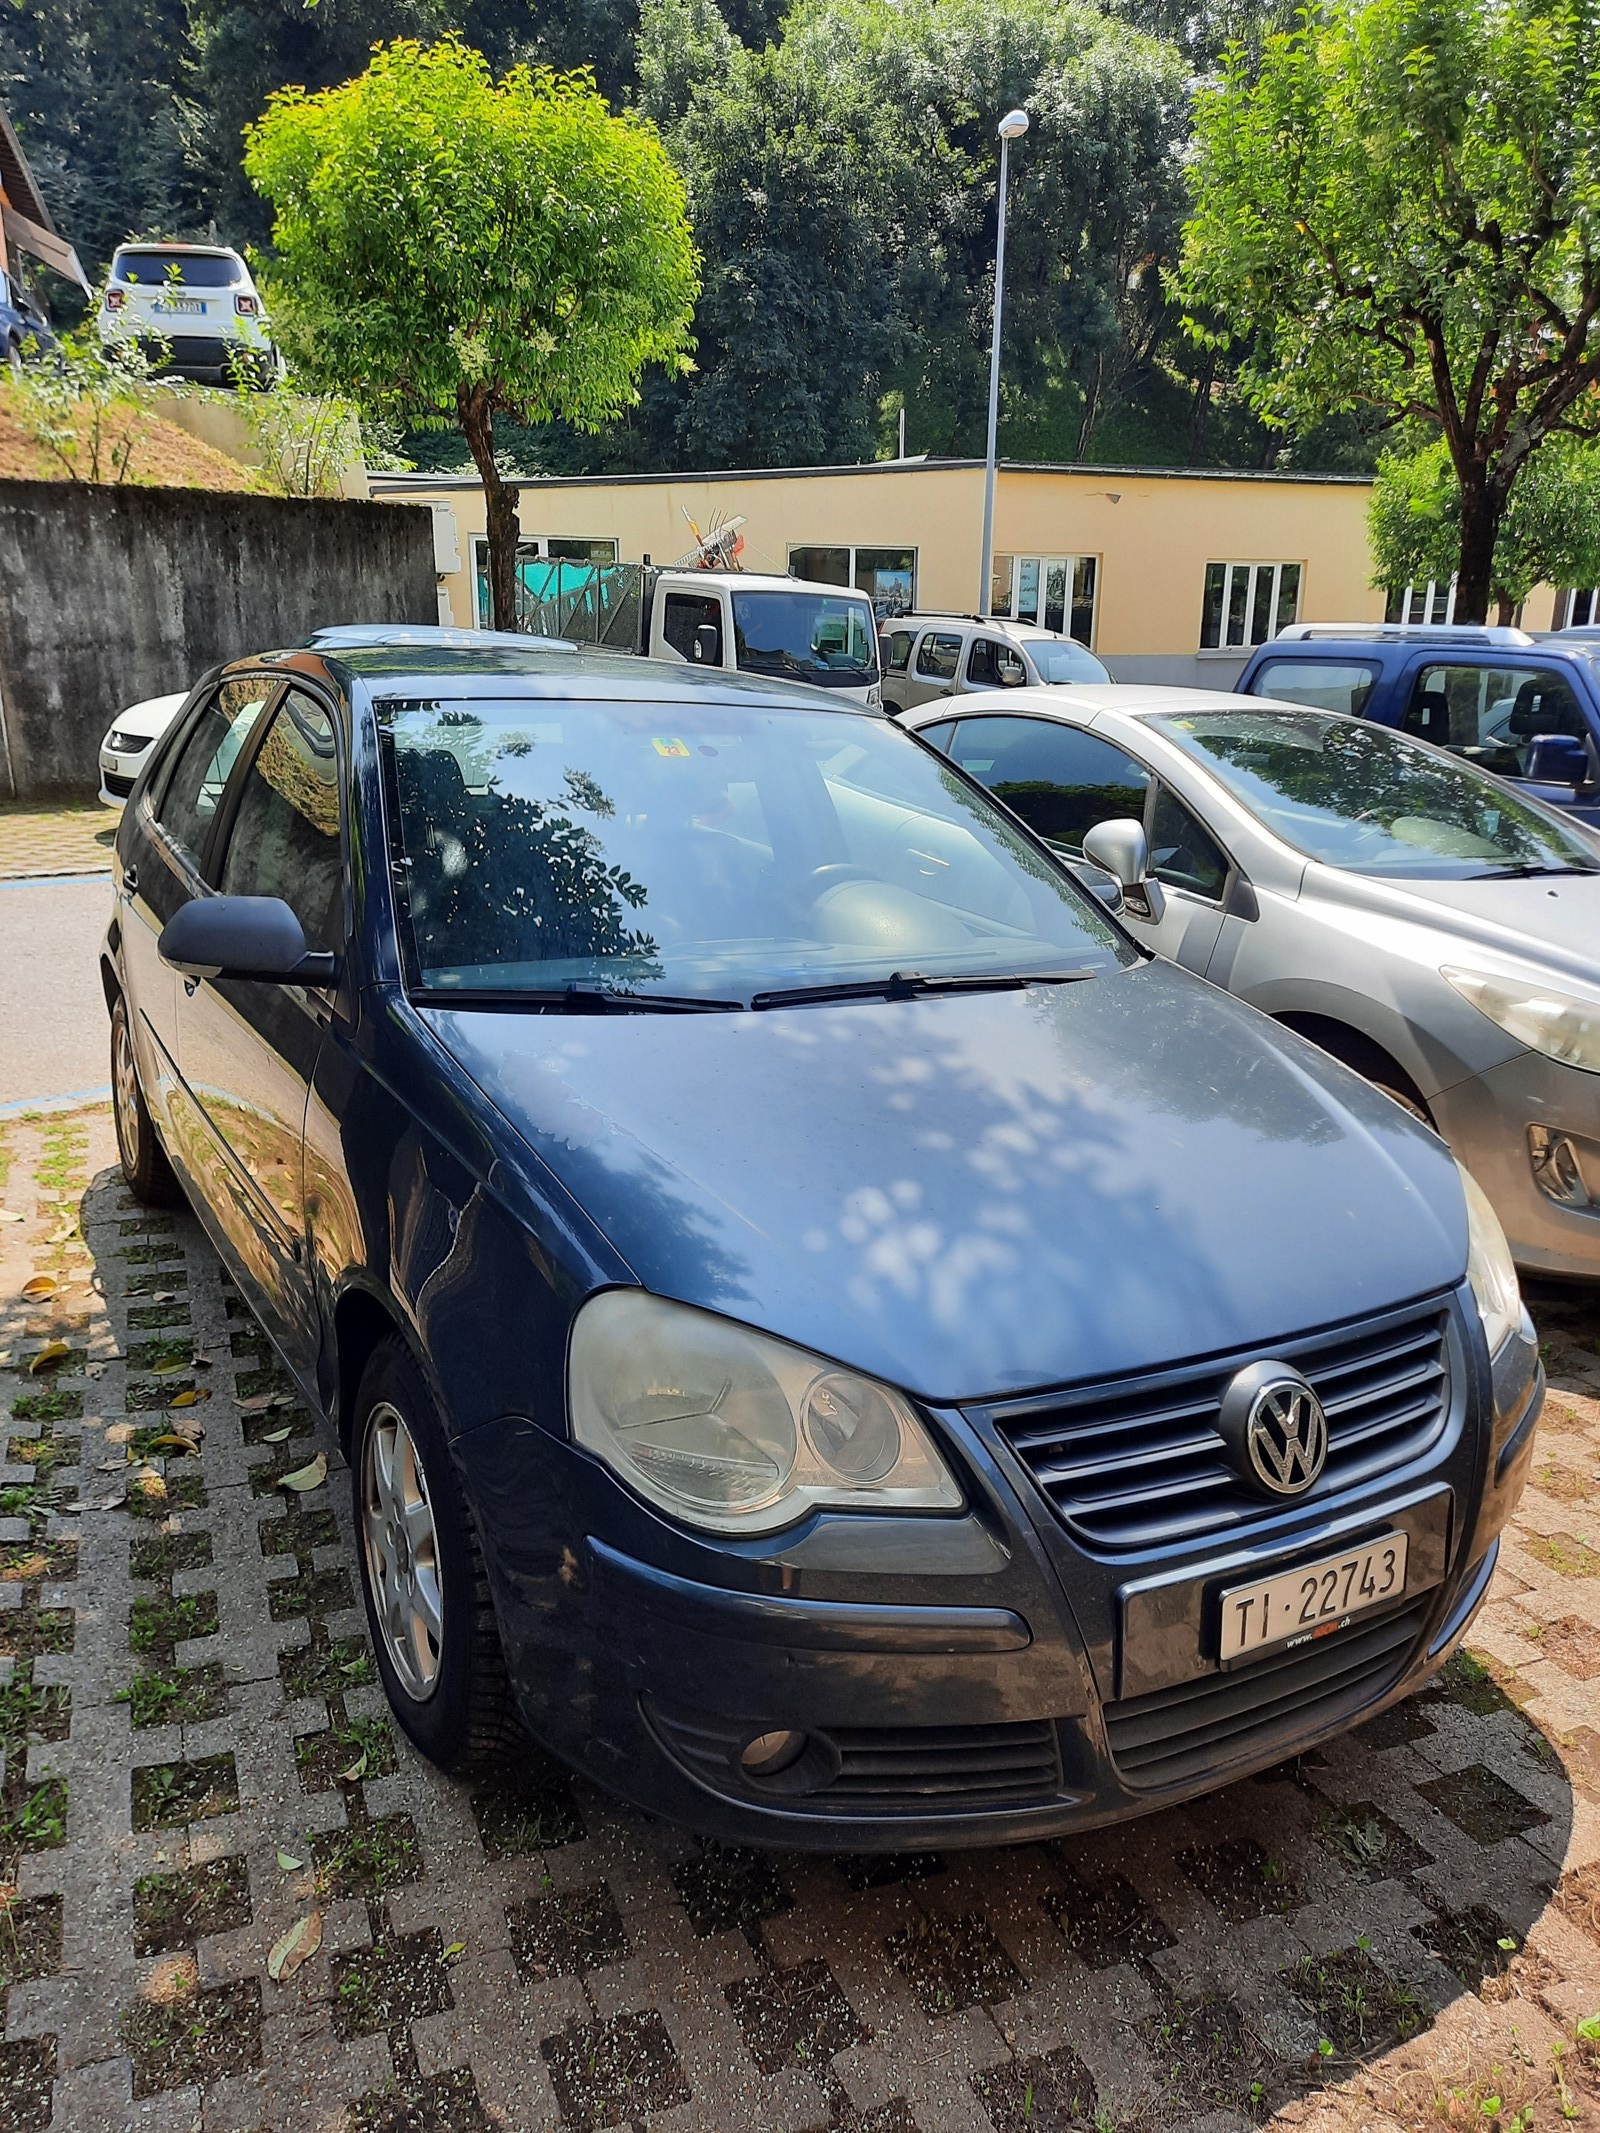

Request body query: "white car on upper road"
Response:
[99, 243, 279, 388]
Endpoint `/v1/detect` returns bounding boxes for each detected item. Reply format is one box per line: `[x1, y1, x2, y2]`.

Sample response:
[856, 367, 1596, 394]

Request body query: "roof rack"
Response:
[1272, 622, 1537, 648]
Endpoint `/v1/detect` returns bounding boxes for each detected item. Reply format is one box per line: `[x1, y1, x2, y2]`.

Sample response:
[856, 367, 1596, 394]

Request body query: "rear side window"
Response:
[1409, 663, 1589, 773]
[1150, 785, 1229, 899]
[154, 677, 276, 872]
[884, 629, 915, 674]
[947, 715, 1150, 852]
[915, 632, 962, 680]
[1252, 659, 1379, 717]
[217, 691, 344, 951]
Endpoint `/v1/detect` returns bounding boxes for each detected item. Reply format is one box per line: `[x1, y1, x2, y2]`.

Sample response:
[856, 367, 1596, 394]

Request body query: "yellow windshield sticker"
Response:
[652, 738, 691, 758]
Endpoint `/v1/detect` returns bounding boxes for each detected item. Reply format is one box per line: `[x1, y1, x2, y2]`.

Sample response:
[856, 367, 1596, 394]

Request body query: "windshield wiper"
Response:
[423, 984, 744, 1014]
[749, 968, 1099, 1011]
[1475, 863, 1598, 879]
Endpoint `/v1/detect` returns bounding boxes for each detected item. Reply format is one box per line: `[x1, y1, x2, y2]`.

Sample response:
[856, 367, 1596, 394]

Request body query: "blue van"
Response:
[1236, 624, 1600, 829]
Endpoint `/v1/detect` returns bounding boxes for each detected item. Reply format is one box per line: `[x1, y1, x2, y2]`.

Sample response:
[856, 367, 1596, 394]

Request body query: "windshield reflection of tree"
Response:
[394, 720, 660, 982]
[1188, 719, 1576, 867]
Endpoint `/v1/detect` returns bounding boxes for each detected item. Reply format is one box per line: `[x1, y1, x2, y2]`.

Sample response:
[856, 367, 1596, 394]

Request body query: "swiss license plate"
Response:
[1218, 1532, 1408, 1666]
[155, 298, 205, 314]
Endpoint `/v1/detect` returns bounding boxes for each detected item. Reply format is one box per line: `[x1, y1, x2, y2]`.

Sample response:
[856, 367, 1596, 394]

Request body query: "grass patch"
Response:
[8, 1391, 81, 1427]
[311, 1813, 423, 1899]
[295, 1714, 396, 1792]
[128, 1591, 218, 1659]
[0, 1539, 75, 1584]
[1283, 1944, 1426, 2055]
[0, 1608, 73, 1661]
[259, 1506, 339, 1557]
[279, 1635, 375, 1701]
[117, 1664, 227, 1729]
[125, 1472, 207, 1520]
[4, 1435, 78, 1477]
[134, 1856, 251, 1957]
[120, 1974, 261, 2097]
[131, 1753, 238, 1831]
[0, 1891, 61, 1988]
[129, 1530, 212, 1581]
[0, 1778, 68, 1861]
[127, 1303, 190, 1332]
[331, 1930, 451, 2040]
[268, 1568, 353, 1622]
[1525, 1532, 1600, 1578]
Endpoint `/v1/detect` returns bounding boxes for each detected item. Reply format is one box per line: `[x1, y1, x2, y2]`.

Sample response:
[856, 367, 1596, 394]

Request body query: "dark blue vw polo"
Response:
[102, 639, 1542, 1848]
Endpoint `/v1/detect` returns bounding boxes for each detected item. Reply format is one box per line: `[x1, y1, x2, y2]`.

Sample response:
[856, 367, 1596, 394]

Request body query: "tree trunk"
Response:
[1453, 470, 1497, 624]
[458, 383, 520, 633]
[1494, 591, 1516, 627]
[1188, 347, 1215, 464]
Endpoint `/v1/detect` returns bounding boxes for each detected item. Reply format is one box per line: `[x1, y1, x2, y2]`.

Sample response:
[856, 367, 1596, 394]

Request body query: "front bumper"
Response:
[458, 1284, 1536, 1849]
[1432, 1050, 1600, 1280]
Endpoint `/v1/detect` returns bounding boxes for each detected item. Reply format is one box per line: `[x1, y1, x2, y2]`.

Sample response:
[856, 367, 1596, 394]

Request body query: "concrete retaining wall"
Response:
[0, 482, 437, 801]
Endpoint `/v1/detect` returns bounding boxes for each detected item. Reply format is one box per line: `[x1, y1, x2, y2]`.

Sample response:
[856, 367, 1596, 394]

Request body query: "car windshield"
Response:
[377, 695, 1133, 1001]
[732, 592, 879, 689]
[1029, 640, 1111, 685]
[114, 250, 241, 288]
[1151, 708, 1600, 878]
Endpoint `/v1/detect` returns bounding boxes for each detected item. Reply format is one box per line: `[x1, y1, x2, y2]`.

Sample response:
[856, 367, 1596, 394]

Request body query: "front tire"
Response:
[351, 1337, 519, 1775]
[110, 993, 181, 1207]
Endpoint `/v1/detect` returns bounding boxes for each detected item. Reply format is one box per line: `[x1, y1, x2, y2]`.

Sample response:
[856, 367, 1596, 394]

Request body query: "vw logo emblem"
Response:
[1218, 1361, 1329, 1498]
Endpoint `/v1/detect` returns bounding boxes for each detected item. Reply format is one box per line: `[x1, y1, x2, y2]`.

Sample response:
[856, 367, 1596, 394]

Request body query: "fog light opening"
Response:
[1529, 1125, 1593, 1209]
[740, 1728, 808, 1777]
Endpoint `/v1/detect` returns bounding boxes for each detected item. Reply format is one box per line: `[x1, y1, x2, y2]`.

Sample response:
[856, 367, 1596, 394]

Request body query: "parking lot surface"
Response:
[0, 1107, 1595, 2133]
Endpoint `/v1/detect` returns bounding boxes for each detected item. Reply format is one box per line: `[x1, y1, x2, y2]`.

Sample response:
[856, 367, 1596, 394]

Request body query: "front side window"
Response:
[1027, 639, 1111, 685]
[378, 696, 1134, 1002]
[661, 593, 722, 663]
[732, 590, 878, 688]
[1152, 707, 1600, 879]
[217, 691, 343, 951]
[155, 676, 276, 871]
[915, 632, 962, 681]
[945, 716, 1150, 853]
[1409, 663, 1589, 775]
[1150, 785, 1229, 900]
[966, 639, 1027, 688]
[1201, 562, 1302, 650]
[1252, 659, 1378, 717]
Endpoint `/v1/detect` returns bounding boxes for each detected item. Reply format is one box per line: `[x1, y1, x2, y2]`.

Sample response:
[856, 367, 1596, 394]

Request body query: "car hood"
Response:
[427, 961, 1468, 1403]
[109, 694, 188, 741]
[1311, 865, 1600, 992]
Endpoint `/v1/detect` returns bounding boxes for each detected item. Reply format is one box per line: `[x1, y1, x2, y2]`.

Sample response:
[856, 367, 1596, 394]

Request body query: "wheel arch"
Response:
[1271, 1010, 1434, 1122]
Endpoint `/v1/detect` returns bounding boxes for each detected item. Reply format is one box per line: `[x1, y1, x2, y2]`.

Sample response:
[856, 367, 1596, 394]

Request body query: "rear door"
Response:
[1401, 658, 1600, 816]
[174, 686, 347, 1373]
[902, 629, 964, 711]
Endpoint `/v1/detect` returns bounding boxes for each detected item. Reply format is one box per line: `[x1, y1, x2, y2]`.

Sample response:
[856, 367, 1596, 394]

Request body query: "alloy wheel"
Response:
[360, 1401, 445, 1701]
[112, 1008, 141, 1175]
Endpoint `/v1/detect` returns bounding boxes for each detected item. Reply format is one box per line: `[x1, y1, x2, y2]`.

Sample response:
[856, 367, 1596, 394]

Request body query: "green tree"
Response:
[243, 36, 698, 626]
[1180, 0, 1600, 623]
[1369, 436, 1600, 622]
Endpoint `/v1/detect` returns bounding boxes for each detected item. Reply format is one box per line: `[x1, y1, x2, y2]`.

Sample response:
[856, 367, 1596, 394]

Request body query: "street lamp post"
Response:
[979, 108, 1029, 618]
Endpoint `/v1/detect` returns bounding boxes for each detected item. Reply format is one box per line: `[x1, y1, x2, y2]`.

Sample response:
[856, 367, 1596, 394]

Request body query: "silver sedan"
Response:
[899, 684, 1600, 1280]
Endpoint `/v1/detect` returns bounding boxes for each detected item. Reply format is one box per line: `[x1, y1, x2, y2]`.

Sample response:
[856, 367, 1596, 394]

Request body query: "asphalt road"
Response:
[0, 871, 114, 1115]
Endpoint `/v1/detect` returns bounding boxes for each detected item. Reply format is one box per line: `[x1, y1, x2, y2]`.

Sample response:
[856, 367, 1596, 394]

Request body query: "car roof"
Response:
[885, 613, 1085, 643]
[901, 682, 1258, 723]
[112, 241, 243, 259]
[232, 641, 875, 713]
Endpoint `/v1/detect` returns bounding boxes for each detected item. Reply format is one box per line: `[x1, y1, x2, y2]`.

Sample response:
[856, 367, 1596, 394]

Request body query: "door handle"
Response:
[122, 865, 138, 896]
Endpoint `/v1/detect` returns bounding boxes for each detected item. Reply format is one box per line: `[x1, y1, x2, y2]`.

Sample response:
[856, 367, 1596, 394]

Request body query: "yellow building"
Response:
[372, 456, 1570, 686]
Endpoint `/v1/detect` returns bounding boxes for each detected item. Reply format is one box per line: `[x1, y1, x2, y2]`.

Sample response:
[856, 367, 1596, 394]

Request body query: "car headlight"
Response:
[569, 1290, 962, 1535]
[106, 729, 152, 755]
[1444, 966, 1600, 1075]
[1456, 1160, 1522, 1357]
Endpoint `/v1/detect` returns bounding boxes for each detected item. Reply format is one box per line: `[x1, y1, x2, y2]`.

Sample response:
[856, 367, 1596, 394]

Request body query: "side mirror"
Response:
[159, 896, 337, 985]
[1527, 733, 1587, 786]
[1082, 819, 1166, 923]
[692, 622, 722, 666]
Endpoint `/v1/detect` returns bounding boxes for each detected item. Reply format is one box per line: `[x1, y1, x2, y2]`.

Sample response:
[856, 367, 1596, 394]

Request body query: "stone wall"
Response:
[0, 483, 437, 800]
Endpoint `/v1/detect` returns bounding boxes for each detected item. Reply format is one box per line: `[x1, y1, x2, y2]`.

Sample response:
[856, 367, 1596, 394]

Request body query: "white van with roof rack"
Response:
[99, 243, 278, 389]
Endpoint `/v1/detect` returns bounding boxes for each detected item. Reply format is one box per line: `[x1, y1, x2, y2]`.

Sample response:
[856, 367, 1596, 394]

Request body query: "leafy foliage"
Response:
[1370, 437, 1600, 618]
[1180, 0, 1600, 618]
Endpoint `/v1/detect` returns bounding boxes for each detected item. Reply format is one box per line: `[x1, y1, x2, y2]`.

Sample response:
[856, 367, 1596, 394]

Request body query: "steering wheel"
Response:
[807, 864, 874, 892]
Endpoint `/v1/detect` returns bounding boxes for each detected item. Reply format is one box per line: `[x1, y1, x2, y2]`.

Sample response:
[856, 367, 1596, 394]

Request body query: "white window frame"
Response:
[1200, 561, 1302, 651]
[787, 544, 918, 617]
[1386, 576, 1458, 626]
[989, 554, 1099, 648]
[1560, 587, 1599, 628]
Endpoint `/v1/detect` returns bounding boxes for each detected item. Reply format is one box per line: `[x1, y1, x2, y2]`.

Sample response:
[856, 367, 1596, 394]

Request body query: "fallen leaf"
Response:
[28, 1343, 69, 1375]
[46, 1225, 74, 1246]
[262, 1427, 291, 1444]
[278, 1454, 327, 1494]
[151, 1358, 188, 1376]
[238, 1393, 280, 1414]
[266, 1910, 322, 1981]
[168, 1388, 208, 1408]
[20, 1277, 57, 1301]
[338, 1750, 368, 1783]
[96, 1458, 126, 1472]
[105, 1424, 135, 1446]
[0, 1209, 23, 1224]
[276, 1851, 303, 1873]
[150, 1290, 177, 1304]
[442, 1942, 466, 1961]
[140, 1433, 198, 1455]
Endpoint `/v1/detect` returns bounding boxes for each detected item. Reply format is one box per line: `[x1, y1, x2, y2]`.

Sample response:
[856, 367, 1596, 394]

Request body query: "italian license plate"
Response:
[1218, 1532, 1408, 1666]
[155, 298, 204, 315]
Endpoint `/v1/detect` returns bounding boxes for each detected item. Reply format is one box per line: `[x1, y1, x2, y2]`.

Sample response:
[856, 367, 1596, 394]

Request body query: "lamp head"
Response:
[998, 109, 1030, 139]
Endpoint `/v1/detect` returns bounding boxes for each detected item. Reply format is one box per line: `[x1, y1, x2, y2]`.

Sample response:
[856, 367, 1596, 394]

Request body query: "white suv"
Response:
[882, 614, 1109, 715]
[100, 243, 278, 389]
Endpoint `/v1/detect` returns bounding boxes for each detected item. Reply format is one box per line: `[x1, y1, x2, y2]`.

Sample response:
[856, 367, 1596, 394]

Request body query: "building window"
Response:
[787, 544, 917, 618]
[1385, 577, 1456, 626]
[1201, 562, 1301, 650]
[1559, 587, 1599, 628]
[990, 555, 1098, 646]
[472, 536, 618, 626]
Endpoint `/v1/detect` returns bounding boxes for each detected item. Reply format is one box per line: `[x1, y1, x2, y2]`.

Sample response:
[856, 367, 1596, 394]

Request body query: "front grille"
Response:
[1104, 1596, 1428, 1791]
[102, 770, 134, 797]
[980, 1296, 1452, 1553]
[646, 1702, 1064, 1813]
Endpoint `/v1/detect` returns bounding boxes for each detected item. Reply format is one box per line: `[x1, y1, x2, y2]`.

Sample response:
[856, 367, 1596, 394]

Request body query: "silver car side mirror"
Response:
[1082, 819, 1165, 923]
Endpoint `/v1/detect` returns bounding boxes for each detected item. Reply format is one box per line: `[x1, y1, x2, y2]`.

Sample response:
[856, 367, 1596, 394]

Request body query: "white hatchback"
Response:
[99, 693, 188, 808]
[99, 243, 278, 388]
